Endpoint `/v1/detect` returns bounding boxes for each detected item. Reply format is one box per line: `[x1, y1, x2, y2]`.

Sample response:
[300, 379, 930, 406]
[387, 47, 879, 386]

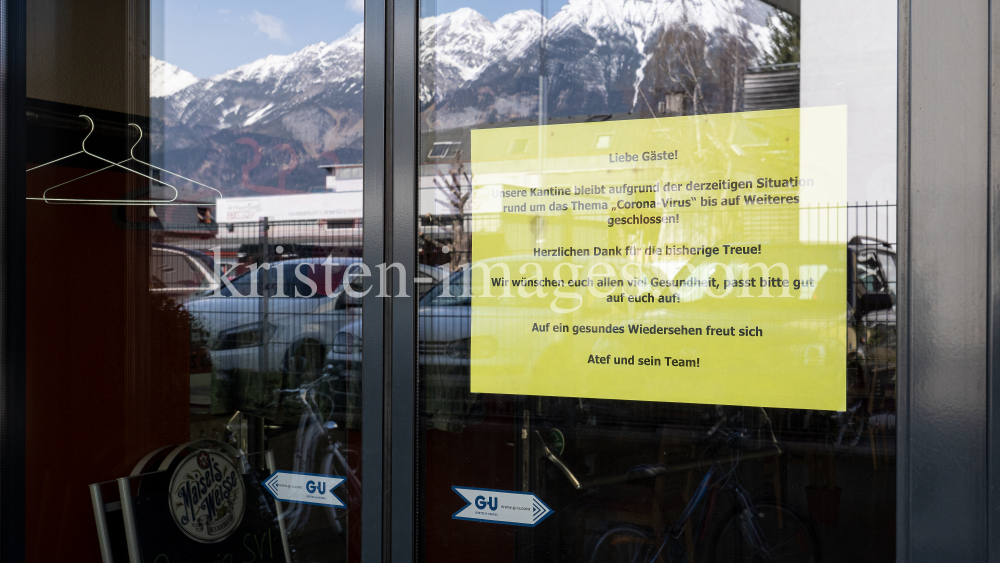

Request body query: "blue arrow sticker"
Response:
[264, 471, 346, 508]
[452, 486, 552, 527]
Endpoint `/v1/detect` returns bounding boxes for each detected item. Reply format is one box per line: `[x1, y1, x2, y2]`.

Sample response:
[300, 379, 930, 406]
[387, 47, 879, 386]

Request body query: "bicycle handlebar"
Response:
[535, 430, 782, 491]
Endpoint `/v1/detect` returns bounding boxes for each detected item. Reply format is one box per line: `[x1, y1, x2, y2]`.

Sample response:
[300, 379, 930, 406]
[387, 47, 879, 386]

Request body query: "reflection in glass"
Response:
[413, 1, 895, 563]
[154, 9, 367, 554]
[25, 2, 366, 561]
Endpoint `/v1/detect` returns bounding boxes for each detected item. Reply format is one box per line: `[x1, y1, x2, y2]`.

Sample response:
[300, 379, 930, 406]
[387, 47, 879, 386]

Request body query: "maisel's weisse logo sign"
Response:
[169, 450, 246, 543]
[130, 446, 286, 562]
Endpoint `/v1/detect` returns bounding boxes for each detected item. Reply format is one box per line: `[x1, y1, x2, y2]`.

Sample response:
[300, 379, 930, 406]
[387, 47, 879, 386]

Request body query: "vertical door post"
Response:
[362, 0, 388, 562]
[390, 0, 418, 561]
[903, 0, 990, 561]
[0, 0, 27, 560]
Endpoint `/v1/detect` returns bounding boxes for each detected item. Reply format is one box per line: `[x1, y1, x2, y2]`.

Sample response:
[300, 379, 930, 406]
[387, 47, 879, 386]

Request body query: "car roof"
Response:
[153, 243, 216, 270]
[271, 257, 361, 265]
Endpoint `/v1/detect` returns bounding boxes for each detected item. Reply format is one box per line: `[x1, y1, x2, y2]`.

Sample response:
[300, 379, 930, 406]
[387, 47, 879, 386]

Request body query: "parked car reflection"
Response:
[187, 259, 449, 413]
[187, 258, 361, 392]
[150, 243, 220, 303]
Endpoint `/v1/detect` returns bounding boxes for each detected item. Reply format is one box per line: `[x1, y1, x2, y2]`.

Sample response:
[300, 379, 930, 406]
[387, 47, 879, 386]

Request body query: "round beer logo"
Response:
[168, 450, 246, 543]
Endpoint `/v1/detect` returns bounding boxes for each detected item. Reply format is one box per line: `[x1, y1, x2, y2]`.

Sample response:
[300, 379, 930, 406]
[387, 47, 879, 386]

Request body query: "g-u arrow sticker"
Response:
[451, 486, 552, 527]
[264, 471, 345, 507]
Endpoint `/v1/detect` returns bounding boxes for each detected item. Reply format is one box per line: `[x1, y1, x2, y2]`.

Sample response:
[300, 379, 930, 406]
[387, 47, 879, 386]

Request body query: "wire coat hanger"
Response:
[27, 115, 178, 205]
[122, 123, 223, 201]
[26, 115, 219, 205]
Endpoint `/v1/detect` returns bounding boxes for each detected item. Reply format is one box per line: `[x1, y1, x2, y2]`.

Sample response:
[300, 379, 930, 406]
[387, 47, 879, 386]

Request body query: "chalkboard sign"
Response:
[129, 448, 288, 563]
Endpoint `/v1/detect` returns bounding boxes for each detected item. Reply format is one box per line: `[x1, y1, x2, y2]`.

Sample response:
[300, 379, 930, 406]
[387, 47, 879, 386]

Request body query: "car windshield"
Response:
[876, 250, 897, 304]
[218, 260, 351, 297]
[857, 249, 897, 306]
[420, 268, 470, 307]
[150, 251, 209, 290]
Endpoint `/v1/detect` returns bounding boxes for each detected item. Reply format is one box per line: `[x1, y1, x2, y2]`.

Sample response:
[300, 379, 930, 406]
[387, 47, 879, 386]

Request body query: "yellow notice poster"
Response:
[468, 107, 847, 411]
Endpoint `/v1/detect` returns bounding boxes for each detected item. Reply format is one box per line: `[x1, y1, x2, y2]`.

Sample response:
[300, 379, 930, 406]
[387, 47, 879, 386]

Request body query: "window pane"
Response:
[25, 2, 366, 562]
[416, 2, 896, 563]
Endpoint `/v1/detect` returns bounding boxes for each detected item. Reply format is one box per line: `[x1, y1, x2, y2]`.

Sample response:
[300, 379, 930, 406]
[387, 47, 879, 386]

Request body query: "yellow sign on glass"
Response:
[468, 107, 847, 411]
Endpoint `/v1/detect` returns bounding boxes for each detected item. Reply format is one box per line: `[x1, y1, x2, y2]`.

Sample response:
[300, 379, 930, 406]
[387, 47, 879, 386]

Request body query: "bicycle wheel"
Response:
[705, 503, 818, 563]
[588, 525, 661, 563]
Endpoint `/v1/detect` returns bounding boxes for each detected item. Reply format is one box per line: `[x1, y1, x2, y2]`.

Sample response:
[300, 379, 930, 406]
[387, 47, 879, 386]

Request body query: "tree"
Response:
[762, 11, 800, 65]
[646, 14, 711, 116]
[419, 152, 472, 271]
[643, 4, 760, 117]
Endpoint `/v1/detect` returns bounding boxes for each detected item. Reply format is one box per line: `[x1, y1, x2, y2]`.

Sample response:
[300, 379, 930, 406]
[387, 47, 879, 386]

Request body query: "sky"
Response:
[152, 0, 365, 78]
[153, 0, 570, 78]
[424, 0, 570, 21]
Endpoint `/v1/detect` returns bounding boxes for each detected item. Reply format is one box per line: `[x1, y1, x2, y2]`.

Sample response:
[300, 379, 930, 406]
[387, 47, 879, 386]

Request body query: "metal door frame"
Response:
[0, 0, 998, 562]
[0, 0, 26, 560]
[375, 1, 999, 563]
[901, 0, 993, 561]
[361, 2, 418, 563]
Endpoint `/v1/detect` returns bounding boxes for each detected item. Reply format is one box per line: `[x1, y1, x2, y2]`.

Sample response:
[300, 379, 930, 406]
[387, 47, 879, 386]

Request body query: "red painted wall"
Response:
[26, 166, 189, 562]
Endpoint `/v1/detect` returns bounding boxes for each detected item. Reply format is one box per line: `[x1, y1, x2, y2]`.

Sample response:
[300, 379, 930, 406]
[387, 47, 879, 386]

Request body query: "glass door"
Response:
[24, 2, 370, 562]
[413, 1, 897, 562]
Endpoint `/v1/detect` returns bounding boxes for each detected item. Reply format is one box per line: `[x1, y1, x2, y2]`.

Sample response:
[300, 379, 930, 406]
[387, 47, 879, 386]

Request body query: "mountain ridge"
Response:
[153, 0, 774, 195]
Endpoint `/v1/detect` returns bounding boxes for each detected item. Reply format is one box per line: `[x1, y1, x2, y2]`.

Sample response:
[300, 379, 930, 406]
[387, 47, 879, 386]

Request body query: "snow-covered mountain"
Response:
[150, 57, 198, 97]
[422, 0, 773, 128]
[158, 22, 363, 152]
[153, 0, 774, 195]
[151, 23, 365, 195]
[418, 9, 545, 106]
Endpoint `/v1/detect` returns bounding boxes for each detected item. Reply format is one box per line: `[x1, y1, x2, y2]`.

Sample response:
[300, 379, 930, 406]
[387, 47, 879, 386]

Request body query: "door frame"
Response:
[369, 1, 998, 562]
[900, 0, 993, 561]
[0, 0, 26, 561]
[0, 0, 996, 562]
[360, 1, 419, 563]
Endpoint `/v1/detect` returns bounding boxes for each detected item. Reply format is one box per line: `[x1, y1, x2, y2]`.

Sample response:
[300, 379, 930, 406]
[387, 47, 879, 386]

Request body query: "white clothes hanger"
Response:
[27, 115, 179, 205]
[26, 115, 220, 205]
[120, 123, 223, 202]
